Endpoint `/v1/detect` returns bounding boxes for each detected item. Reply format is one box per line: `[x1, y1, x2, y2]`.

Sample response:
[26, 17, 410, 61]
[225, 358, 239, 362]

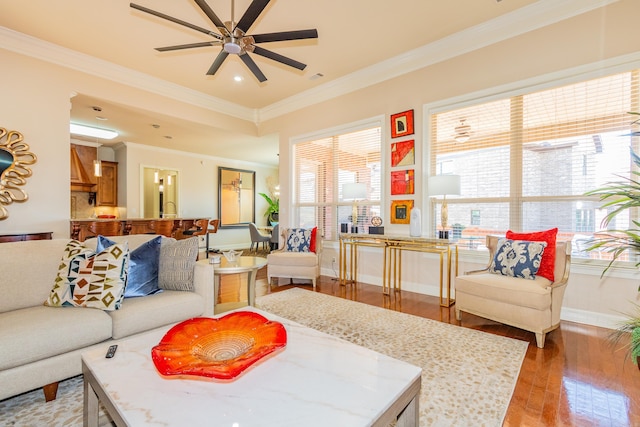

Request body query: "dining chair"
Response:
[248, 222, 271, 252]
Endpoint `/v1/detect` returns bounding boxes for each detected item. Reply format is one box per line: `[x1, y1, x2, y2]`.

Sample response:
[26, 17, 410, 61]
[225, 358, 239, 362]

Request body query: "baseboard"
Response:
[320, 267, 624, 330]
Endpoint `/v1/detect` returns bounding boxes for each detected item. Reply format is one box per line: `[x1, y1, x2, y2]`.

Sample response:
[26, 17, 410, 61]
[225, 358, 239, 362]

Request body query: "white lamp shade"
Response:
[342, 183, 367, 201]
[428, 175, 461, 196]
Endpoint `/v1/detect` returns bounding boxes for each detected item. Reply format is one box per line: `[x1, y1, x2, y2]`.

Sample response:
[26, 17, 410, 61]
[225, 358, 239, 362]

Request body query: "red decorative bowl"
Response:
[151, 312, 287, 381]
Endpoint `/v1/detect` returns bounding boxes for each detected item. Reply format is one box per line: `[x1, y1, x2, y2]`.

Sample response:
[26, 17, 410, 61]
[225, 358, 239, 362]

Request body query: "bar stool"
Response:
[183, 219, 209, 257]
[148, 219, 175, 237]
[86, 220, 122, 239]
[205, 219, 220, 255]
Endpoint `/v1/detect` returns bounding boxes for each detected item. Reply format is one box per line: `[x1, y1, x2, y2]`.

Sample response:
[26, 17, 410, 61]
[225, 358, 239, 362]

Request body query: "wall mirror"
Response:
[140, 166, 180, 218]
[219, 167, 255, 228]
[0, 128, 37, 220]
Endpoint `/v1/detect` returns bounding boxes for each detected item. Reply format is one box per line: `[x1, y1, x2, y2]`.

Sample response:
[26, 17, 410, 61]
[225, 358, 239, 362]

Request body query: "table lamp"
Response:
[428, 175, 460, 238]
[342, 183, 367, 233]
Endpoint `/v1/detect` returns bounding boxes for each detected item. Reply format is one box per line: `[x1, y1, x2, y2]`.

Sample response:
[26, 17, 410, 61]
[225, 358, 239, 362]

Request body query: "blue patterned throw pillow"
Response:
[285, 228, 313, 252]
[97, 235, 163, 297]
[490, 238, 547, 280]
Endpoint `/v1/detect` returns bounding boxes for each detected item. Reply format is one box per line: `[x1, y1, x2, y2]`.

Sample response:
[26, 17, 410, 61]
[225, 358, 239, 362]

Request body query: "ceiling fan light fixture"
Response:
[223, 41, 242, 54]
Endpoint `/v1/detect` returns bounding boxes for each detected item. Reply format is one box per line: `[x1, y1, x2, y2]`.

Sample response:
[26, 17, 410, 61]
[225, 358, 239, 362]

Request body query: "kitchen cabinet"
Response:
[96, 161, 118, 206]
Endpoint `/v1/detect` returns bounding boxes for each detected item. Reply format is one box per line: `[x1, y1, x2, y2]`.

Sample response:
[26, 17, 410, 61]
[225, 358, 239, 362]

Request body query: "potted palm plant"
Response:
[259, 192, 279, 225]
[585, 112, 640, 368]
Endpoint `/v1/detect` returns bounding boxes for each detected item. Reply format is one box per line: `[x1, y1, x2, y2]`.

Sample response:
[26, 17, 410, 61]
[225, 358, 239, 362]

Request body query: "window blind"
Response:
[293, 124, 382, 240]
[430, 70, 640, 259]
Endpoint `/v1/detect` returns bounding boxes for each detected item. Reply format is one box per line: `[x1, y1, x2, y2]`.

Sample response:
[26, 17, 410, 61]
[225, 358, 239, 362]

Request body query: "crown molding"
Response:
[0, 0, 619, 125]
[0, 26, 255, 122]
[258, 0, 619, 121]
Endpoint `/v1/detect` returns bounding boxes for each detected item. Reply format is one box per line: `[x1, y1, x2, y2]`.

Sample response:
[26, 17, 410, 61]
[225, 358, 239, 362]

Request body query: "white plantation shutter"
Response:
[293, 122, 382, 240]
[430, 70, 640, 260]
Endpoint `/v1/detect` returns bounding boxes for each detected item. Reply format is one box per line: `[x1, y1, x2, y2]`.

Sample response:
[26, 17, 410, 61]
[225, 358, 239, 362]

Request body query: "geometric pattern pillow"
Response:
[97, 235, 163, 298]
[44, 239, 129, 311]
[489, 238, 547, 280]
[285, 228, 314, 252]
[506, 228, 557, 281]
[159, 237, 199, 292]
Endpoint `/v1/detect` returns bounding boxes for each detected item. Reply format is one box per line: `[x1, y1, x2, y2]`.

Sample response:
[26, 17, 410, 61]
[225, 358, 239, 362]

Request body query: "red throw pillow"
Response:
[505, 228, 558, 281]
[310, 227, 318, 253]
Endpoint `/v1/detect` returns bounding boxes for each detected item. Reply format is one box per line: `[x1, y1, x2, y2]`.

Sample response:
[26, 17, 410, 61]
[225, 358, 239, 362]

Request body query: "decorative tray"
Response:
[151, 312, 287, 381]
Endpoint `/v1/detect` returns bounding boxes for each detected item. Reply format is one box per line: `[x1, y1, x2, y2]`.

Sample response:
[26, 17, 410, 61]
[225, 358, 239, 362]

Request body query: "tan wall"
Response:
[0, 48, 274, 247]
[260, 0, 640, 328]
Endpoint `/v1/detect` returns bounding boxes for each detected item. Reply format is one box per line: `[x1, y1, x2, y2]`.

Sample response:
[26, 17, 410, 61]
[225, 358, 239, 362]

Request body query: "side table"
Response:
[197, 256, 267, 314]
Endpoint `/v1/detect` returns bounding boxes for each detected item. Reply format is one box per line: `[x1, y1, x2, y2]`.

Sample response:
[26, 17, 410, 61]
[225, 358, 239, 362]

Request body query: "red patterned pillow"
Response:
[505, 228, 558, 281]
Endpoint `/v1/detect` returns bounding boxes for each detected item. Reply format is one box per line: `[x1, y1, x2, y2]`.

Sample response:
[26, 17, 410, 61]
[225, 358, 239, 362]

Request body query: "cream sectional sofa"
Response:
[0, 234, 214, 401]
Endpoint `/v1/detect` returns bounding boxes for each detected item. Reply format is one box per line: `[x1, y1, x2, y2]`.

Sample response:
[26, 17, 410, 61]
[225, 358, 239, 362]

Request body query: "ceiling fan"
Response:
[130, 0, 318, 82]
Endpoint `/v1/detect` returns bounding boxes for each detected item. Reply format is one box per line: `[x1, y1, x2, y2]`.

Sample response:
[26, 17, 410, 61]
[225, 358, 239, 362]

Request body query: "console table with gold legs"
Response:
[339, 233, 458, 307]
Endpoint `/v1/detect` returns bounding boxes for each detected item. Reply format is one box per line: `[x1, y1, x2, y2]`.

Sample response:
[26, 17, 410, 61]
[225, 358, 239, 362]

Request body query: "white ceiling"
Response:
[0, 0, 593, 165]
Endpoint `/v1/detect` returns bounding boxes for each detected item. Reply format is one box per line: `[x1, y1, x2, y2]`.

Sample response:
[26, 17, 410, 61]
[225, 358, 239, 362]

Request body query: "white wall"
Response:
[0, 46, 275, 247]
[261, 0, 640, 329]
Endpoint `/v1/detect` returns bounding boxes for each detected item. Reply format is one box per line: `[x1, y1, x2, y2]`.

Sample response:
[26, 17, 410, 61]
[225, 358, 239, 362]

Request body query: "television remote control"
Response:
[105, 345, 118, 358]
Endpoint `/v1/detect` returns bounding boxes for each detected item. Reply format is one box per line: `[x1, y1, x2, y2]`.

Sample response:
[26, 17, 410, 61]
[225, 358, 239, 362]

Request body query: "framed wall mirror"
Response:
[140, 166, 180, 218]
[218, 167, 255, 228]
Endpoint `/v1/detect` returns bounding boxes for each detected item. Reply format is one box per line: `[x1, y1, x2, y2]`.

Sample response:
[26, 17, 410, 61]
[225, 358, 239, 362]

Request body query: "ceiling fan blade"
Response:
[252, 29, 318, 43]
[193, 0, 229, 36]
[155, 41, 219, 52]
[252, 45, 306, 71]
[207, 51, 229, 75]
[239, 53, 267, 82]
[130, 3, 221, 39]
[235, 0, 270, 34]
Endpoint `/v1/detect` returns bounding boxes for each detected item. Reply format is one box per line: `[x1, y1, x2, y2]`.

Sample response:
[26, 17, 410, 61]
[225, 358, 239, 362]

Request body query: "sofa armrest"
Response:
[193, 261, 214, 317]
[463, 266, 490, 275]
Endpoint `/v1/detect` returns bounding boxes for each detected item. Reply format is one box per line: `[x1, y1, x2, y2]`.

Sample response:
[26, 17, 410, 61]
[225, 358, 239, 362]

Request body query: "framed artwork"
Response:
[390, 169, 415, 195]
[390, 109, 414, 138]
[391, 139, 415, 167]
[390, 199, 413, 224]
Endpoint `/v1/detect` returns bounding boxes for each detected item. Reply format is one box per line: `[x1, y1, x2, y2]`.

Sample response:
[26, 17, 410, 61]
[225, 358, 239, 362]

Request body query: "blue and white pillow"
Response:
[490, 238, 547, 280]
[285, 228, 313, 252]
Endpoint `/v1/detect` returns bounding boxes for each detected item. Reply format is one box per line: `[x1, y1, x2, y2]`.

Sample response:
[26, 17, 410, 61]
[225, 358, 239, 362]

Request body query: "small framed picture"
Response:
[390, 199, 414, 224]
[390, 109, 414, 138]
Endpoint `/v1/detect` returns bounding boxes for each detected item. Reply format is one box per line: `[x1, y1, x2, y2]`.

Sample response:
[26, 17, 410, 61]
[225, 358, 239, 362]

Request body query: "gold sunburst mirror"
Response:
[0, 128, 37, 220]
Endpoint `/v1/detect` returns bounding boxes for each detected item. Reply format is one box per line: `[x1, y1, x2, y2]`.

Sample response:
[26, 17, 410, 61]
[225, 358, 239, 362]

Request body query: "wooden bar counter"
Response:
[70, 218, 203, 242]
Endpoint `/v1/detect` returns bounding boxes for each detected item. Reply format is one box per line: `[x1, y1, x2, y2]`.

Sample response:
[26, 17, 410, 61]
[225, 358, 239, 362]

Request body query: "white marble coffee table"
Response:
[82, 307, 421, 427]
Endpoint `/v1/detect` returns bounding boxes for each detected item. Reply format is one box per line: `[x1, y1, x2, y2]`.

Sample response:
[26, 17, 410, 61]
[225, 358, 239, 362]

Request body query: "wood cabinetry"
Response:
[70, 144, 97, 192]
[0, 232, 53, 243]
[96, 161, 118, 206]
[70, 218, 201, 241]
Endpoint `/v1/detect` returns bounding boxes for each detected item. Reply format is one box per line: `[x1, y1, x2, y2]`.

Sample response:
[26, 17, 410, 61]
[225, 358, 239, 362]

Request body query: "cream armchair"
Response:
[455, 235, 571, 348]
[267, 228, 322, 289]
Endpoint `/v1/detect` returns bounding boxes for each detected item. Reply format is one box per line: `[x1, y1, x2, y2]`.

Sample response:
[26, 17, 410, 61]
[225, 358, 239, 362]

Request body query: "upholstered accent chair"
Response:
[249, 222, 271, 252]
[455, 235, 571, 348]
[267, 227, 321, 289]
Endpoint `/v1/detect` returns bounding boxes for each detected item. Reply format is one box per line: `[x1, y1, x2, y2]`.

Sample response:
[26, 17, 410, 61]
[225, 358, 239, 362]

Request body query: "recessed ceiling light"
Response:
[234, 75, 243, 82]
[309, 73, 324, 81]
[95, 116, 108, 121]
[164, 135, 173, 139]
[152, 124, 160, 129]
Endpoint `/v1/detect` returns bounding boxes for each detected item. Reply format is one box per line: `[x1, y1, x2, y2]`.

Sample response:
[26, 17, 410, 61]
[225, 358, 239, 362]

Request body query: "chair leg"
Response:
[535, 332, 546, 348]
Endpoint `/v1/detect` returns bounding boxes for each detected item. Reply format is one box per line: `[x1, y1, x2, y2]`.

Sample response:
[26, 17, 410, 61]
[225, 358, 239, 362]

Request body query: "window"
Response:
[292, 120, 382, 240]
[430, 70, 640, 260]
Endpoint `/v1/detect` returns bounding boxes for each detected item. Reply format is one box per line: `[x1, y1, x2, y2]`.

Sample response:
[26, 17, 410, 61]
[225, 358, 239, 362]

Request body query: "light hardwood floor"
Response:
[219, 268, 640, 427]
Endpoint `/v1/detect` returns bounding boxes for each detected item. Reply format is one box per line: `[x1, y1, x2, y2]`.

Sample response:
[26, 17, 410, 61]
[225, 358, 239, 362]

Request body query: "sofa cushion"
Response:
[0, 306, 112, 370]
[97, 235, 163, 298]
[506, 228, 558, 281]
[159, 237, 199, 291]
[267, 250, 318, 267]
[45, 240, 129, 311]
[109, 290, 204, 339]
[489, 238, 547, 280]
[455, 273, 552, 311]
